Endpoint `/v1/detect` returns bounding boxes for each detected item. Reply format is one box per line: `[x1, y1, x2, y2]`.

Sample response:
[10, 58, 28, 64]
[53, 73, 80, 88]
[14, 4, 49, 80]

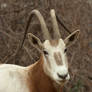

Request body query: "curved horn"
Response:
[14, 10, 51, 60]
[31, 10, 51, 40]
[50, 9, 61, 39]
[21, 10, 51, 51]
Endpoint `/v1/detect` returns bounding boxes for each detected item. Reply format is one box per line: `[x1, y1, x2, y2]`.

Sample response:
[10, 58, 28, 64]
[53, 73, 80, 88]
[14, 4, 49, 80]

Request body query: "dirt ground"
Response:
[0, 0, 92, 92]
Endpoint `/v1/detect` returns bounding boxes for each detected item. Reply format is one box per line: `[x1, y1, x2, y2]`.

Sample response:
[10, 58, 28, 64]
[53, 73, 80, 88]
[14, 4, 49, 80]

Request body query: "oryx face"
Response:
[43, 39, 69, 85]
[27, 9, 80, 85]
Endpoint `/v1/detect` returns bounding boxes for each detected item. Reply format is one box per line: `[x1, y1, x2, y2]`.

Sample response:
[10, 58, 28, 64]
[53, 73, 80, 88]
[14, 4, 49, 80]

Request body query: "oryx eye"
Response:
[43, 50, 48, 55]
[64, 48, 67, 53]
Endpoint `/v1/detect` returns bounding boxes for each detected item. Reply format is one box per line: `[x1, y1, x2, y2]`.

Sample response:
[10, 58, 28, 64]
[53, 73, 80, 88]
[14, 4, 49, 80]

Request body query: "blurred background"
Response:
[0, 0, 92, 92]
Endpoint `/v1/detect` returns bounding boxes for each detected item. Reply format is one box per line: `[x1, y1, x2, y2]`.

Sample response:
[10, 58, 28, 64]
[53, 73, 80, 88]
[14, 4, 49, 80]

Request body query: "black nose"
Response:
[57, 73, 68, 79]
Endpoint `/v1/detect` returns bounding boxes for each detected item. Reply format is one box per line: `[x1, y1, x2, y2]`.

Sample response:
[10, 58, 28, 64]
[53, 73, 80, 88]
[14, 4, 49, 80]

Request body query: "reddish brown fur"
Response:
[49, 40, 59, 47]
[26, 55, 63, 92]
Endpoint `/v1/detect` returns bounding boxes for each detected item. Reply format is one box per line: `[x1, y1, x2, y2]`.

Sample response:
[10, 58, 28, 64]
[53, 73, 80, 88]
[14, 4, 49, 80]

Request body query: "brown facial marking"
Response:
[54, 52, 62, 65]
[49, 40, 59, 47]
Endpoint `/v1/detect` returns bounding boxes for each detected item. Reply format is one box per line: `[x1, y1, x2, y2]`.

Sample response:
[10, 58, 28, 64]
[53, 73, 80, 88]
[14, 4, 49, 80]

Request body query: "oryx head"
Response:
[27, 9, 80, 85]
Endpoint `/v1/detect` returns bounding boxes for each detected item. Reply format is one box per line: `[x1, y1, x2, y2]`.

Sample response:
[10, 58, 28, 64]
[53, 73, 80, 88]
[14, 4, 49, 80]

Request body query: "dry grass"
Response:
[0, 0, 92, 91]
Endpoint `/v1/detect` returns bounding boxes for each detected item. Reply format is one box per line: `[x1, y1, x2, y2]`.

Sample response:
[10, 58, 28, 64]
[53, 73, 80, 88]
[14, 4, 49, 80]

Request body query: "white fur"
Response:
[0, 64, 29, 92]
[43, 39, 70, 84]
[0, 39, 70, 91]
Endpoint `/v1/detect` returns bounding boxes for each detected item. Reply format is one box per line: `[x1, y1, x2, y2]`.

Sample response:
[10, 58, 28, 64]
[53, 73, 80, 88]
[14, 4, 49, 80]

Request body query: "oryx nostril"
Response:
[57, 73, 68, 79]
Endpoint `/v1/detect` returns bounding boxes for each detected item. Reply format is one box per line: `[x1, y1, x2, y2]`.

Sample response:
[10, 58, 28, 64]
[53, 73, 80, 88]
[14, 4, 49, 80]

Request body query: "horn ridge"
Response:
[50, 9, 61, 39]
[14, 9, 51, 61]
[31, 10, 51, 40]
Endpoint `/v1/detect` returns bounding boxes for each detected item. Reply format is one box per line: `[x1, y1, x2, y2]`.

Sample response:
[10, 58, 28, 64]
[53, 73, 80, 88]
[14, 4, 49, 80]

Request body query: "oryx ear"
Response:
[27, 33, 43, 51]
[64, 30, 80, 47]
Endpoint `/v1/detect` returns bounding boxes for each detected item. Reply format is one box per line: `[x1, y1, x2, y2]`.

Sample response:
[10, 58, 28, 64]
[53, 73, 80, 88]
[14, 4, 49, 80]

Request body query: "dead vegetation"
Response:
[0, 0, 92, 92]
